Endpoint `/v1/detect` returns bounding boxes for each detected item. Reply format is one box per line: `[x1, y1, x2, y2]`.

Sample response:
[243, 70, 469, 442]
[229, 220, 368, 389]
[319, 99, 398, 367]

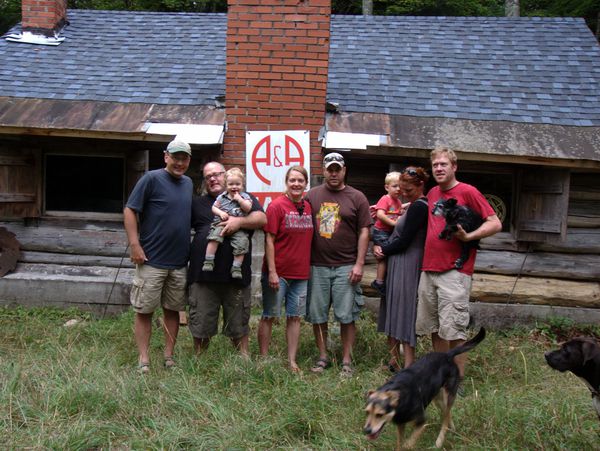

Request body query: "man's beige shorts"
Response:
[416, 270, 472, 341]
[129, 264, 187, 314]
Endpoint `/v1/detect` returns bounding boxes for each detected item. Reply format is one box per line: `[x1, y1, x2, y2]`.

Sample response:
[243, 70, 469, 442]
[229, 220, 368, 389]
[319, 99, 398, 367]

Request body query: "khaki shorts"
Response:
[129, 264, 187, 314]
[416, 270, 472, 341]
[188, 282, 251, 339]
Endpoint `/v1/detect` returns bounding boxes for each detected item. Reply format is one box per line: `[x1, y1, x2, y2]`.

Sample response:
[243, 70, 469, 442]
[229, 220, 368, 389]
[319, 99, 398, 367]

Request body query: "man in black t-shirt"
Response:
[187, 161, 266, 357]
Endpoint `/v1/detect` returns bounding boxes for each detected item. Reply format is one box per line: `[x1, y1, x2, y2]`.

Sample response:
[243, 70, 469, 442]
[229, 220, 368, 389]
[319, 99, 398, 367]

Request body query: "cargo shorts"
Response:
[188, 282, 251, 339]
[416, 270, 472, 341]
[129, 264, 187, 314]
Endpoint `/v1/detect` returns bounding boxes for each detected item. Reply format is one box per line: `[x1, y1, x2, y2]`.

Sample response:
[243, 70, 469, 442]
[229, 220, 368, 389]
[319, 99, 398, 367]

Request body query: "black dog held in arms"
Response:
[545, 337, 600, 421]
[364, 328, 486, 450]
[432, 198, 484, 269]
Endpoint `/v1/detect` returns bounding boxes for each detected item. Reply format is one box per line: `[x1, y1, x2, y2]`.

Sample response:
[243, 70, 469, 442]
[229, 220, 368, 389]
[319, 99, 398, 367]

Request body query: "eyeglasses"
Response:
[204, 171, 225, 181]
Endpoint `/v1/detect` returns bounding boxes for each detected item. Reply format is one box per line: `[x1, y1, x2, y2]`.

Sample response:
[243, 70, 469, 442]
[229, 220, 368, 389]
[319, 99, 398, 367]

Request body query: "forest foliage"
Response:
[1, 0, 598, 38]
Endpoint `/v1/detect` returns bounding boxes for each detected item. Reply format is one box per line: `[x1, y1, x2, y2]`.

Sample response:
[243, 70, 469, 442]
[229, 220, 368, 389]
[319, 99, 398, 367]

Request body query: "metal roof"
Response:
[1, 10, 226, 106]
[328, 15, 600, 127]
[0, 11, 599, 162]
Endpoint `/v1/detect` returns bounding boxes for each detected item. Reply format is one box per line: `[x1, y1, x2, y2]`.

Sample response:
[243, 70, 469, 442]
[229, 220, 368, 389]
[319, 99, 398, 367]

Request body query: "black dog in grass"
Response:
[432, 198, 484, 269]
[545, 337, 600, 421]
[364, 328, 486, 450]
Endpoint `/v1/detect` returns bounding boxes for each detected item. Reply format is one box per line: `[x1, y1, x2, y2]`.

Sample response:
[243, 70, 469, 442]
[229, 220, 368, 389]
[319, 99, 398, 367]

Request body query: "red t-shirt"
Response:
[373, 194, 402, 232]
[305, 184, 372, 266]
[422, 182, 496, 275]
[262, 195, 313, 279]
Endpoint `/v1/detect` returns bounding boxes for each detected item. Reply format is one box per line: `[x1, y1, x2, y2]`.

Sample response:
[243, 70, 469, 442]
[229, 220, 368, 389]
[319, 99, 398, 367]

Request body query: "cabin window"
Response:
[455, 171, 513, 232]
[44, 154, 125, 214]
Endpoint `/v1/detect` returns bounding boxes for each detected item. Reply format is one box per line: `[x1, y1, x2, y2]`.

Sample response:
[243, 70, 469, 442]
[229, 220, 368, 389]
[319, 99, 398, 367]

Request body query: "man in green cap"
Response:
[124, 139, 193, 373]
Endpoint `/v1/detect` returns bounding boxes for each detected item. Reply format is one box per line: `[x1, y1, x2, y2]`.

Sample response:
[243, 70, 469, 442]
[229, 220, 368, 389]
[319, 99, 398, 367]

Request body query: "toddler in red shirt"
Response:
[371, 171, 408, 296]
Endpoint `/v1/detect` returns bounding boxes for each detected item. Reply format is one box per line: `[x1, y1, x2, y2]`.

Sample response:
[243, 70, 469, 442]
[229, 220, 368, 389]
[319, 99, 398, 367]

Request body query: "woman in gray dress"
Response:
[373, 167, 429, 370]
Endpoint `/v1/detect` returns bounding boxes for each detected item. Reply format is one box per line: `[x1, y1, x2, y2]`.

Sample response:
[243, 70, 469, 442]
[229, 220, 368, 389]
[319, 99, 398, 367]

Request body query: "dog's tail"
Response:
[447, 327, 486, 359]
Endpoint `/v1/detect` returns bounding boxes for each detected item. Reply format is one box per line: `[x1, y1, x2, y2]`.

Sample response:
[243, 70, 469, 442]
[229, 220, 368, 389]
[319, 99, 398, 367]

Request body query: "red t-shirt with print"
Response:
[262, 194, 313, 279]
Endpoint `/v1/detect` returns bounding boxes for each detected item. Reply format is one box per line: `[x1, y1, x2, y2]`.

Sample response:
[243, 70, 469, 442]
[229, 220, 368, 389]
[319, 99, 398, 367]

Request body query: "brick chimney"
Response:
[22, 0, 67, 36]
[224, 0, 331, 174]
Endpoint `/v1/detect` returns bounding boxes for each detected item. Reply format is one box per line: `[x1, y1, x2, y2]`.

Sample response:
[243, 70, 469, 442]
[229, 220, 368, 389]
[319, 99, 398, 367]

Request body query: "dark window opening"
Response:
[45, 155, 124, 213]
[460, 172, 513, 232]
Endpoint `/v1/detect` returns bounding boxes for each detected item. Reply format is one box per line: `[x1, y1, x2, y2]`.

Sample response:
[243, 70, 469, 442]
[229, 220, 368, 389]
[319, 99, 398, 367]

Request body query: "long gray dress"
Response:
[377, 198, 428, 346]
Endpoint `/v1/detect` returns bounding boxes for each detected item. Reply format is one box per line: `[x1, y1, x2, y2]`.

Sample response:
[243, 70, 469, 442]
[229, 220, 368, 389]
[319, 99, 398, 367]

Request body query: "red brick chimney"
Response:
[224, 0, 331, 174]
[22, 0, 67, 36]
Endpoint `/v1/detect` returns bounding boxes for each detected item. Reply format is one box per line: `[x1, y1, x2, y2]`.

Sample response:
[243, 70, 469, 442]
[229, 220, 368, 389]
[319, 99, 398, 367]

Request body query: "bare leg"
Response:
[257, 317, 274, 356]
[162, 308, 180, 359]
[312, 323, 328, 360]
[450, 339, 467, 377]
[432, 332, 449, 353]
[387, 336, 401, 370]
[205, 240, 218, 257]
[232, 334, 250, 359]
[340, 322, 356, 365]
[376, 260, 387, 282]
[193, 337, 211, 355]
[286, 316, 301, 371]
[402, 342, 416, 368]
[134, 312, 153, 364]
[233, 254, 245, 265]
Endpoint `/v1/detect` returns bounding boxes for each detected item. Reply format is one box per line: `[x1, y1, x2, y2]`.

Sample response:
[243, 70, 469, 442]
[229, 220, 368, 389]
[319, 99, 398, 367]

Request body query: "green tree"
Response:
[0, 0, 20, 34]
[380, 0, 503, 16]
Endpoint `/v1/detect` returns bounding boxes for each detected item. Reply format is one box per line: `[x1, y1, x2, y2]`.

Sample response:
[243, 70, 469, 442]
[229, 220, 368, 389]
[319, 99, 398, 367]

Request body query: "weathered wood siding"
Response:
[0, 147, 41, 218]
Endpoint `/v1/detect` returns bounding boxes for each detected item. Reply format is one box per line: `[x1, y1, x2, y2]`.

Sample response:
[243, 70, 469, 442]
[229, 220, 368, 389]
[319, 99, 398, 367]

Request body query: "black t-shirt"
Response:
[188, 192, 263, 287]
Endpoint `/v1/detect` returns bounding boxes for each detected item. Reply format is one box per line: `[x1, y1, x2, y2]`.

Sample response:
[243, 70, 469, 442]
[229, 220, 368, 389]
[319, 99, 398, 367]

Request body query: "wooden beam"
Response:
[470, 273, 600, 308]
[0, 193, 35, 202]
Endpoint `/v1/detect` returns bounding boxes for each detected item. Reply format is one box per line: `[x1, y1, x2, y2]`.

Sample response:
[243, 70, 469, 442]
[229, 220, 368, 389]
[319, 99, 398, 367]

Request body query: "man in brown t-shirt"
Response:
[305, 152, 371, 377]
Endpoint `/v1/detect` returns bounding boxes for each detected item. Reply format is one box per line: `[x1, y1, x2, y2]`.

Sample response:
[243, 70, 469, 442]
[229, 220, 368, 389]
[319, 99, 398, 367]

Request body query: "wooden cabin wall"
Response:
[349, 155, 600, 312]
[1, 144, 599, 317]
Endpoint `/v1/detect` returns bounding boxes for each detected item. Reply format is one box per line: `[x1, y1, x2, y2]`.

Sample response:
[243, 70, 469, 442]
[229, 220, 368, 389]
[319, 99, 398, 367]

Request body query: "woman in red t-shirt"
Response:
[257, 166, 314, 372]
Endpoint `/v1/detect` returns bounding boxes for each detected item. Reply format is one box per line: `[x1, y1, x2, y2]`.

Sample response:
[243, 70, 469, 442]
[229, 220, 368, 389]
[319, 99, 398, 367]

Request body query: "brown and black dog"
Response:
[364, 328, 486, 449]
[545, 337, 600, 421]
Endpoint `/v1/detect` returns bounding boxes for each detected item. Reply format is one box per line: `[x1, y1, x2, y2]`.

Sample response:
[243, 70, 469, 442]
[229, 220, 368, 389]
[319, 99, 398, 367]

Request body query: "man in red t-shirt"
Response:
[417, 147, 502, 379]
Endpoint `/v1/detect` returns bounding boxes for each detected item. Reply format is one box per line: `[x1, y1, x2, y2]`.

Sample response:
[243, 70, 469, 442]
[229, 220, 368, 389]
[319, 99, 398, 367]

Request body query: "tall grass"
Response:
[0, 306, 598, 449]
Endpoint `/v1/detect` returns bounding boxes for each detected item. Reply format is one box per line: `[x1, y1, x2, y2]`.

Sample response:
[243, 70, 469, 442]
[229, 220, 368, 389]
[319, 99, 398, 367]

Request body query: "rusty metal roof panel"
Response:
[0, 96, 223, 137]
[325, 112, 600, 166]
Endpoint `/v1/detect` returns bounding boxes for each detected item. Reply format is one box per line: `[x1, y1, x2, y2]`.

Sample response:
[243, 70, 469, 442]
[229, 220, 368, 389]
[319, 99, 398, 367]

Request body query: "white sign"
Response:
[246, 130, 310, 208]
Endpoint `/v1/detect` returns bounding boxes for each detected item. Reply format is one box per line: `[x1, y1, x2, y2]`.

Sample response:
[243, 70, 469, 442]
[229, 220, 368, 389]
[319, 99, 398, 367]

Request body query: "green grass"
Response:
[0, 306, 598, 449]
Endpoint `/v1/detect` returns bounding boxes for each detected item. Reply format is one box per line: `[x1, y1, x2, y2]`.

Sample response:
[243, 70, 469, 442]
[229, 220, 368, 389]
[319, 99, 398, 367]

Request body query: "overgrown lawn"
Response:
[0, 306, 598, 449]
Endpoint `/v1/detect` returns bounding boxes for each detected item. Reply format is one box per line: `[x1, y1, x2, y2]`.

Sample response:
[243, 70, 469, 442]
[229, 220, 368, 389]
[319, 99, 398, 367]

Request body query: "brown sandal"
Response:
[310, 357, 330, 373]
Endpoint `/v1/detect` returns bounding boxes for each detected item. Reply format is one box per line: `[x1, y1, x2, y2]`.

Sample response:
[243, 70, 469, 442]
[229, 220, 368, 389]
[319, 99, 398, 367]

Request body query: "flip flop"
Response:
[138, 362, 150, 374]
[310, 357, 330, 374]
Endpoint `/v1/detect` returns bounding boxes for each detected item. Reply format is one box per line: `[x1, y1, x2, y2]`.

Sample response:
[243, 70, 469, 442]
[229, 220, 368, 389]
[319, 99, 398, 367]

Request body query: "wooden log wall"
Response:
[2, 168, 600, 315]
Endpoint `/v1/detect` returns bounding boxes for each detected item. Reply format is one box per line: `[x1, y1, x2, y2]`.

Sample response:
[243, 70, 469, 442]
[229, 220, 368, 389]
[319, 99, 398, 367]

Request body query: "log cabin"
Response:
[0, 1, 599, 326]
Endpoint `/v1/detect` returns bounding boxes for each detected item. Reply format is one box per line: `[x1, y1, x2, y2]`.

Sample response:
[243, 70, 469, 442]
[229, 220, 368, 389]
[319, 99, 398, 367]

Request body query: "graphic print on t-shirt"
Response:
[285, 211, 313, 230]
[317, 202, 340, 239]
